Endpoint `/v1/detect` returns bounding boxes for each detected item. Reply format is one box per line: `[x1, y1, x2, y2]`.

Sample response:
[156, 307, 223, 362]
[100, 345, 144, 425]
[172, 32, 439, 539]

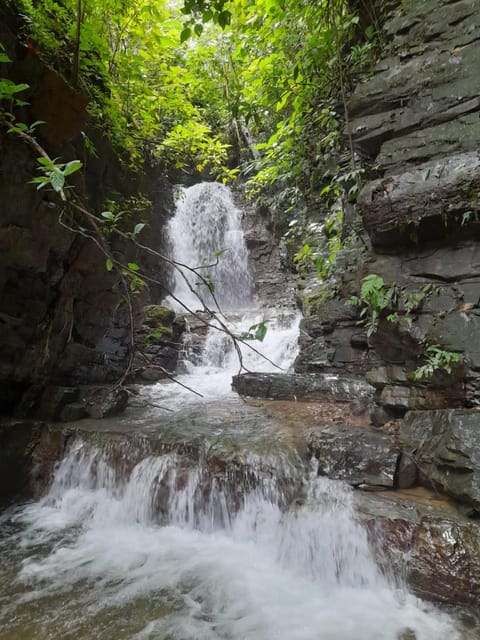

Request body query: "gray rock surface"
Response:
[356, 489, 480, 609]
[358, 152, 480, 249]
[350, 0, 480, 173]
[307, 426, 400, 489]
[232, 372, 375, 407]
[401, 409, 480, 510]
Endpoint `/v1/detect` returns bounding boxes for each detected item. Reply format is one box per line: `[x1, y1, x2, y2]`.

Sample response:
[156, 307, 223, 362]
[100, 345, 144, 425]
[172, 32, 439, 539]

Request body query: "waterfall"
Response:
[0, 436, 459, 640]
[155, 181, 301, 406]
[165, 182, 254, 311]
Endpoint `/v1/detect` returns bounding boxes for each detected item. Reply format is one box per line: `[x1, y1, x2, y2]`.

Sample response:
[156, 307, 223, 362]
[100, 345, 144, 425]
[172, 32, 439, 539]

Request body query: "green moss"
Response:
[302, 285, 335, 316]
[143, 305, 175, 329]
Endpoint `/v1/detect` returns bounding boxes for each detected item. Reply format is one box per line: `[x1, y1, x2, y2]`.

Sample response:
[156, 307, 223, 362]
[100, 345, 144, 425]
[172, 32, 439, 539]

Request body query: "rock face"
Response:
[401, 410, 480, 512]
[0, 420, 81, 504]
[296, 0, 480, 423]
[356, 489, 480, 609]
[240, 194, 297, 310]
[0, 12, 174, 416]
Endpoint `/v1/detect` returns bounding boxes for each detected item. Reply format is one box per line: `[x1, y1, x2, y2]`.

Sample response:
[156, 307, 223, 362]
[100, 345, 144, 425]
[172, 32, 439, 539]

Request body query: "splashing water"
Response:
[0, 437, 460, 640]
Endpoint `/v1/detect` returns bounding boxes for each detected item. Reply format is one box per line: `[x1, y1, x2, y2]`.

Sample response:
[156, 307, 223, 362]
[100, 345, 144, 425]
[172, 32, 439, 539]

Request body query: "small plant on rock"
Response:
[413, 344, 460, 381]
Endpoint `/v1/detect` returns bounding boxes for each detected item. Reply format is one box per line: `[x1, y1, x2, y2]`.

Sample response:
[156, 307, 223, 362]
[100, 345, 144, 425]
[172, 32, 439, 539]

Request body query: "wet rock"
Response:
[358, 152, 480, 250]
[307, 425, 400, 489]
[0, 420, 45, 504]
[0, 14, 175, 415]
[295, 299, 375, 377]
[396, 453, 417, 490]
[132, 306, 186, 382]
[350, 0, 480, 171]
[76, 386, 129, 419]
[401, 410, 480, 510]
[232, 372, 375, 407]
[33, 385, 129, 422]
[356, 489, 480, 609]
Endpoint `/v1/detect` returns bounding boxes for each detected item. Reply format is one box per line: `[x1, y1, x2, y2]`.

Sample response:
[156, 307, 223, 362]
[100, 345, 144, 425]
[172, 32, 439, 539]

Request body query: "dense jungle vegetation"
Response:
[4, 0, 380, 216]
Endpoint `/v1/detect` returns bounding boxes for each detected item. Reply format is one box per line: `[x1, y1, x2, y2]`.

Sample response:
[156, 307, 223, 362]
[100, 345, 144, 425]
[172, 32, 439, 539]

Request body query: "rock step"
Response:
[232, 372, 374, 411]
[356, 488, 480, 612]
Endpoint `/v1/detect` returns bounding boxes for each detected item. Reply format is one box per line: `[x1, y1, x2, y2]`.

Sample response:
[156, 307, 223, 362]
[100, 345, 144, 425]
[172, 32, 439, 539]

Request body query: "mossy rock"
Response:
[143, 305, 175, 329]
[144, 325, 173, 342]
[301, 285, 334, 316]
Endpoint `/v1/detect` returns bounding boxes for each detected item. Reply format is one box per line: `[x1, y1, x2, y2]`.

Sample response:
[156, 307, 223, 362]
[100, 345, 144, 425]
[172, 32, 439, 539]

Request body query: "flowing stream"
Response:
[0, 183, 464, 639]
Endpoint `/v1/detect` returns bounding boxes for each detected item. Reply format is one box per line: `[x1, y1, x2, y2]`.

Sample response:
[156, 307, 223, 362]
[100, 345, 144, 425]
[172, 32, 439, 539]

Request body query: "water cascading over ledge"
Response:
[0, 429, 461, 640]
[0, 182, 474, 640]
[165, 182, 254, 311]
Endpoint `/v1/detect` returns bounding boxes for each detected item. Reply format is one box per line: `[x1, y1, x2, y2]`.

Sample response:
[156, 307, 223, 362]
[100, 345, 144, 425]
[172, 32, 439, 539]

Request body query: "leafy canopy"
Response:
[11, 0, 376, 194]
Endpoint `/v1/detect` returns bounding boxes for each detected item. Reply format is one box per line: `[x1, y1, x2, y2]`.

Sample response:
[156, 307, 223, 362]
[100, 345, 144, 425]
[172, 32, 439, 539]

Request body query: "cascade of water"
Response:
[0, 436, 459, 640]
[0, 183, 464, 640]
[166, 182, 254, 311]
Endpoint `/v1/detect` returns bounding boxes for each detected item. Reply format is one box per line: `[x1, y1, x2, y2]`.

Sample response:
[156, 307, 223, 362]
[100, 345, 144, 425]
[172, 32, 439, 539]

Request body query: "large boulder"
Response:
[307, 425, 401, 489]
[401, 409, 480, 511]
[232, 372, 375, 410]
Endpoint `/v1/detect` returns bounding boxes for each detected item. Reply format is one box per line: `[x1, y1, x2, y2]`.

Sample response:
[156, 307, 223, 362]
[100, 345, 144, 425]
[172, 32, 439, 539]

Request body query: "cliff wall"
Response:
[0, 10, 173, 417]
[299, 0, 480, 415]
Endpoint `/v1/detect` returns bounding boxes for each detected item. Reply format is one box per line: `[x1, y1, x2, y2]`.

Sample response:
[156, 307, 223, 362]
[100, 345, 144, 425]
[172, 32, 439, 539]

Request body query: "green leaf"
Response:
[254, 322, 267, 342]
[194, 24, 203, 36]
[101, 211, 115, 220]
[37, 156, 55, 168]
[133, 223, 146, 235]
[218, 10, 231, 28]
[180, 27, 191, 43]
[127, 262, 140, 271]
[63, 160, 83, 176]
[106, 258, 114, 271]
[50, 170, 65, 192]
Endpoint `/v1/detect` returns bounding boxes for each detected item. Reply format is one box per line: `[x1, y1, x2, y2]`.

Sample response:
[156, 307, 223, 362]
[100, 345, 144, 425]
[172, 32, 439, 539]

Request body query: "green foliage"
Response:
[349, 277, 435, 338]
[349, 276, 460, 380]
[31, 157, 82, 192]
[349, 274, 393, 337]
[413, 345, 460, 381]
[13, 0, 235, 176]
[241, 321, 267, 342]
[11, 0, 378, 190]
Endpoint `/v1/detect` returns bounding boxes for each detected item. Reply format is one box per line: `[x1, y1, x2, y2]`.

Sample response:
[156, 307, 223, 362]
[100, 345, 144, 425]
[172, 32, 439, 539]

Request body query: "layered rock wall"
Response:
[0, 10, 173, 416]
[298, 0, 480, 418]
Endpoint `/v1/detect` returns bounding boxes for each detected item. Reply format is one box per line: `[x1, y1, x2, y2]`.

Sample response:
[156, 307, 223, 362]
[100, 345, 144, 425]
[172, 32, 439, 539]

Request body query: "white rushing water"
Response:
[0, 440, 459, 640]
[154, 181, 301, 407]
[165, 182, 254, 311]
[0, 182, 463, 639]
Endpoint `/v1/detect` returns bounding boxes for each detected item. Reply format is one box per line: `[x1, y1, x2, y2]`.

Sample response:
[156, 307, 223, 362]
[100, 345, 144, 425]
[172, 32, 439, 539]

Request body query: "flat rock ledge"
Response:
[232, 372, 374, 411]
